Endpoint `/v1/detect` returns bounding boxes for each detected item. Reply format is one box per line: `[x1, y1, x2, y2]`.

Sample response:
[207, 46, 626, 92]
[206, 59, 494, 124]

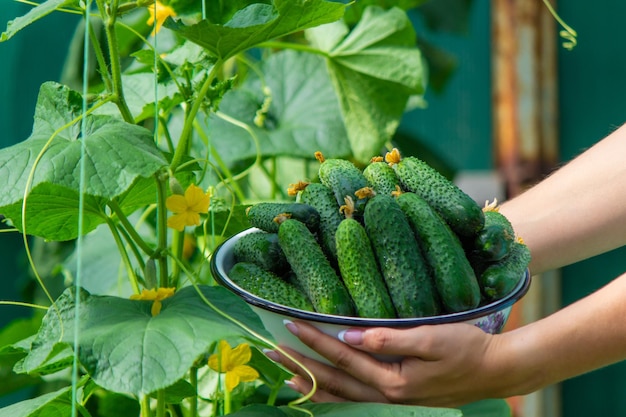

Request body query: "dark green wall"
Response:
[557, 2, 626, 416]
[400, 0, 492, 171]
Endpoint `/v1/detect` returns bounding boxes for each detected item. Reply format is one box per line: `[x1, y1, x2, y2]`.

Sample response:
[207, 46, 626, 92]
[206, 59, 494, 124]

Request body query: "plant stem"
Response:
[115, 223, 146, 273]
[141, 395, 153, 417]
[86, 17, 112, 92]
[223, 386, 231, 415]
[156, 389, 166, 417]
[155, 173, 170, 287]
[108, 200, 155, 256]
[105, 217, 141, 294]
[266, 384, 280, 407]
[170, 229, 184, 288]
[189, 367, 199, 417]
[258, 40, 328, 57]
[170, 61, 223, 172]
[99, 0, 134, 123]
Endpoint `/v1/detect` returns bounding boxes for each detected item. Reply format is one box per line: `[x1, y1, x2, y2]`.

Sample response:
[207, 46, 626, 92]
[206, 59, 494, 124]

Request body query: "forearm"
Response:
[493, 271, 626, 396]
[499, 123, 626, 274]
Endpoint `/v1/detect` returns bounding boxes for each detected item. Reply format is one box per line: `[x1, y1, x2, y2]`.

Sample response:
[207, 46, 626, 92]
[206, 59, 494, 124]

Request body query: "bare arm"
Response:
[499, 123, 626, 273]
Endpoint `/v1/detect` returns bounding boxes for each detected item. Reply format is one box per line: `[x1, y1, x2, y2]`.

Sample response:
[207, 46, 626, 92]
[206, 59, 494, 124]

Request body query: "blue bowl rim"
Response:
[210, 227, 532, 327]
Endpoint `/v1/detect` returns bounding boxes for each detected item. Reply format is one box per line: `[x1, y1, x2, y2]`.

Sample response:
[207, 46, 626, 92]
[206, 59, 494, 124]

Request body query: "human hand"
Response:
[268, 320, 518, 408]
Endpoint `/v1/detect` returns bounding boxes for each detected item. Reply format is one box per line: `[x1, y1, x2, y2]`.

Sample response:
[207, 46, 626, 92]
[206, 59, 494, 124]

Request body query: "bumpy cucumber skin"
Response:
[397, 192, 481, 313]
[393, 156, 484, 237]
[246, 202, 320, 233]
[228, 262, 314, 312]
[335, 218, 396, 318]
[480, 241, 530, 301]
[233, 230, 288, 274]
[363, 161, 400, 196]
[318, 158, 368, 212]
[473, 224, 513, 262]
[277, 219, 355, 316]
[364, 194, 441, 318]
[471, 210, 516, 262]
[300, 182, 343, 261]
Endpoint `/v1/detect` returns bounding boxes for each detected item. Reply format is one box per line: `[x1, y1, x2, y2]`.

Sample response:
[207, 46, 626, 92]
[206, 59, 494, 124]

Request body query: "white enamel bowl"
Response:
[210, 227, 531, 363]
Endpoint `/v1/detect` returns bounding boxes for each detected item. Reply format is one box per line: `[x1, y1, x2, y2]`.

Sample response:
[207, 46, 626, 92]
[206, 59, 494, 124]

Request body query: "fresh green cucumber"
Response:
[479, 240, 530, 301]
[277, 218, 355, 316]
[364, 194, 441, 318]
[396, 192, 481, 312]
[386, 148, 484, 237]
[246, 202, 320, 233]
[315, 151, 368, 213]
[299, 182, 344, 261]
[233, 230, 289, 274]
[363, 158, 401, 196]
[335, 200, 396, 318]
[471, 202, 516, 262]
[228, 262, 314, 312]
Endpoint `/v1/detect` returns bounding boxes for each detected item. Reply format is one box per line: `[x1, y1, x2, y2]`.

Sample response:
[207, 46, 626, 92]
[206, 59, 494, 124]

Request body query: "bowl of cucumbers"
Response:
[210, 149, 532, 363]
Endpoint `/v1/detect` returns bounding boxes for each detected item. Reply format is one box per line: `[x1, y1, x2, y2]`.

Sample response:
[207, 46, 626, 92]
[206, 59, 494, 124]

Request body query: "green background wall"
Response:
[557, 2, 626, 416]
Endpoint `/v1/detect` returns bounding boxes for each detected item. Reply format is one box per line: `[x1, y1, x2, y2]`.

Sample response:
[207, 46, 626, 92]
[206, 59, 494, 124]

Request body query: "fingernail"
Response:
[262, 348, 280, 362]
[338, 328, 364, 345]
[283, 319, 299, 336]
[284, 379, 297, 388]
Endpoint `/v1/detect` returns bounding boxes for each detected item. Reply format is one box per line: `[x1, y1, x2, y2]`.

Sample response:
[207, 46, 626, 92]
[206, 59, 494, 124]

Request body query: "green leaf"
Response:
[165, 0, 346, 60]
[280, 402, 463, 417]
[62, 224, 136, 297]
[0, 183, 107, 241]
[0, 82, 168, 208]
[0, 385, 74, 417]
[207, 50, 350, 167]
[202, 202, 253, 239]
[148, 379, 196, 403]
[96, 73, 183, 122]
[0, 0, 80, 42]
[96, 392, 140, 417]
[308, 6, 426, 163]
[20, 286, 271, 396]
[0, 317, 42, 397]
[229, 404, 289, 417]
[458, 399, 512, 417]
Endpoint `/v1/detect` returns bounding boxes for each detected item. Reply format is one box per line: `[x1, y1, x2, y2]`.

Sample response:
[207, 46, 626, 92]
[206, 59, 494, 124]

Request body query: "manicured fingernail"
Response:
[284, 379, 297, 388]
[283, 319, 299, 336]
[338, 329, 364, 345]
[262, 348, 280, 362]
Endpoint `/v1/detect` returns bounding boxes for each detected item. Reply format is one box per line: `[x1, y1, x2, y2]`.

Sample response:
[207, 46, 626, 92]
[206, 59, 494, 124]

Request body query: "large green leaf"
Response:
[19, 286, 271, 396]
[230, 402, 463, 417]
[308, 6, 426, 163]
[0, 0, 80, 42]
[290, 402, 462, 417]
[459, 399, 512, 417]
[0, 82, 168, 208]
[0, 183, 107, 241]
[207, 50, 351, 166]
[0, 385, 74, 417]
[165, 0, 346, 60]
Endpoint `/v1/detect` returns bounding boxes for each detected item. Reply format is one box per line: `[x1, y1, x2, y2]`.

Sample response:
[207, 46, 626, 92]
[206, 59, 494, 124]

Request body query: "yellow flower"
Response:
[208, 341, 260, 392]
[147, 1, 177, 35]
[130, 287, 175, 316]
[166, 184, 210, 231]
